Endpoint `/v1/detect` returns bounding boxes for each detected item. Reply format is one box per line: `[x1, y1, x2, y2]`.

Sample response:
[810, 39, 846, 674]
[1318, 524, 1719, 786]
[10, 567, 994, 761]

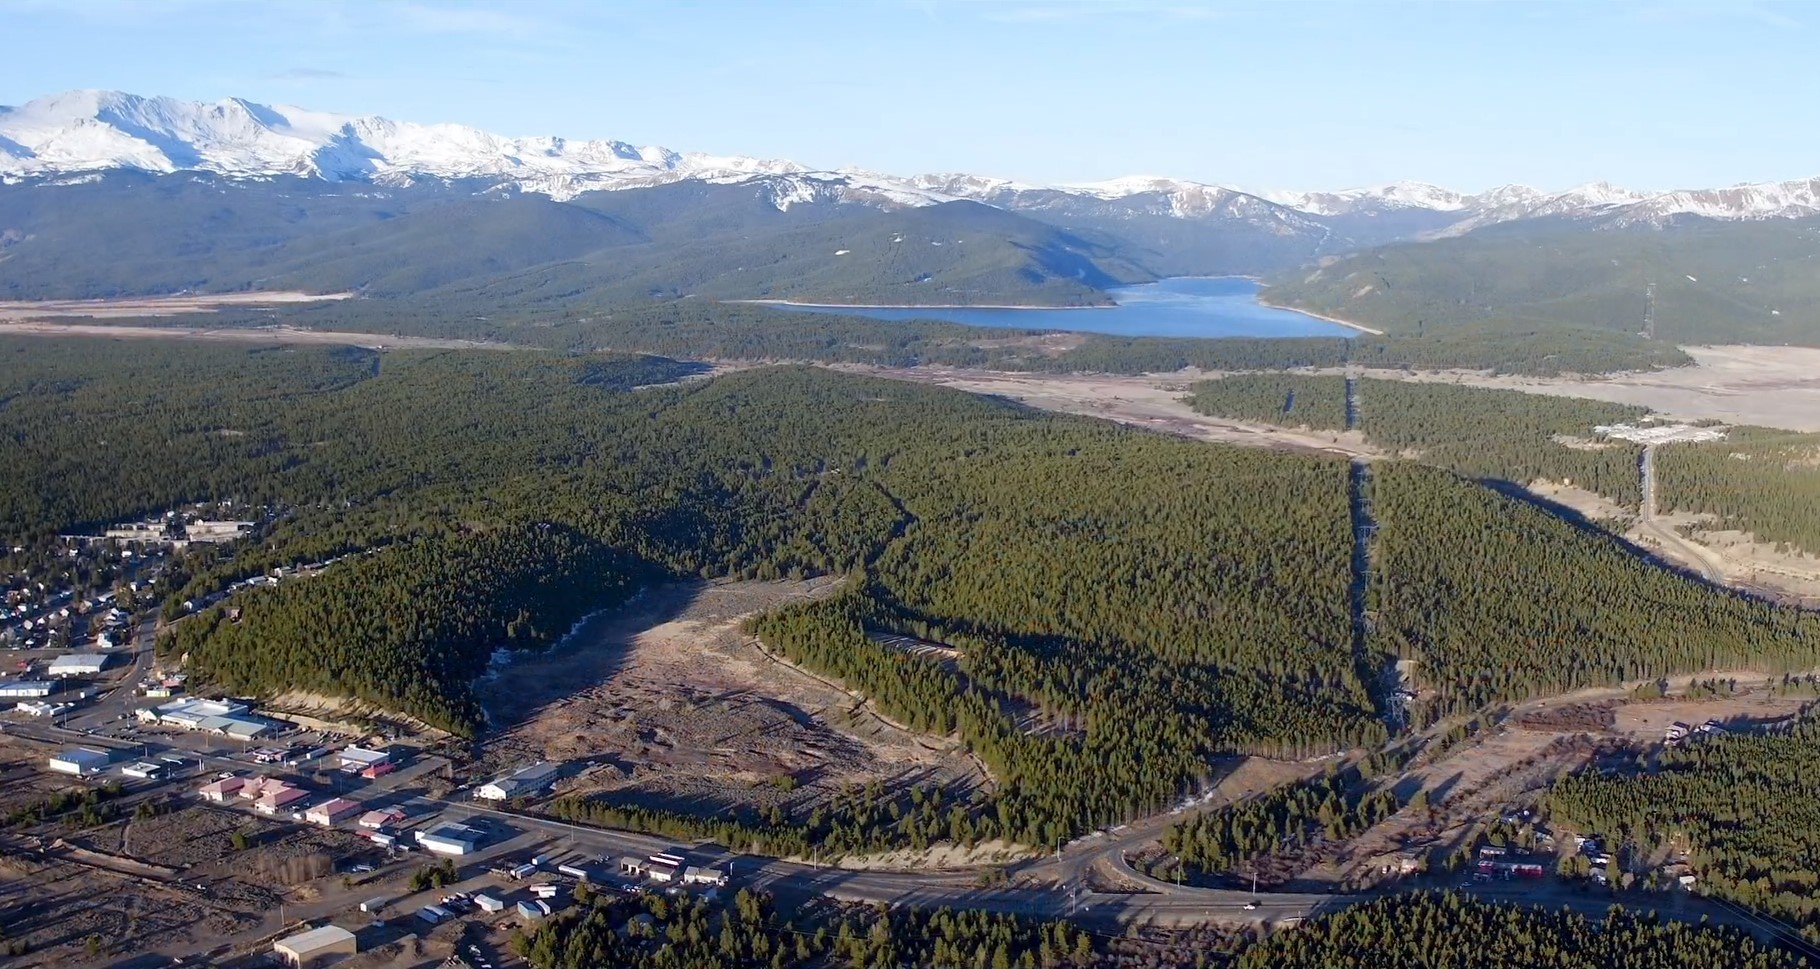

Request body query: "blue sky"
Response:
[1, 0, 1815, 193]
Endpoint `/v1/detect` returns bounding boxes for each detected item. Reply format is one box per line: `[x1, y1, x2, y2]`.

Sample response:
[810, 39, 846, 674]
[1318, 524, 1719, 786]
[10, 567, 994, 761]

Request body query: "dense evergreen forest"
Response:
[1163, 762, 1401, 878]
[514, 889, 1099, 969]
[1656, 426, 1820, 558]
[7, 336, 1817, 842]
[1190, 374, 1648, 505]
[1187, 375, 1349, 430]
[1370, 462, 1820, 721]
[1548, 706, 1820, 937]
[1233, 892, 1809, 969]
[1261, 216, 1820, 347]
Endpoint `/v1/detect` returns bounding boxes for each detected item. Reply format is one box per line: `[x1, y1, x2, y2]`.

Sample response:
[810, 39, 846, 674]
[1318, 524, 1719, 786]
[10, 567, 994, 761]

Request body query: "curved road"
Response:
[1639, 445, 1727, 584]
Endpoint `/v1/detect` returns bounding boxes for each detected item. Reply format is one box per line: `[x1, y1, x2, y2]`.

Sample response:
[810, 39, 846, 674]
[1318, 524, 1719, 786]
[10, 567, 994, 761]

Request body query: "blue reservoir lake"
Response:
[767, 276, 1359, 339]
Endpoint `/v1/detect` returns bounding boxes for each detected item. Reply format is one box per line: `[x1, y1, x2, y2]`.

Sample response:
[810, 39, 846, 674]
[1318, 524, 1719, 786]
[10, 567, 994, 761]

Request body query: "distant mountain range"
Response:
[7, 90, 1820, 235]
[4, 89, 1820, 339]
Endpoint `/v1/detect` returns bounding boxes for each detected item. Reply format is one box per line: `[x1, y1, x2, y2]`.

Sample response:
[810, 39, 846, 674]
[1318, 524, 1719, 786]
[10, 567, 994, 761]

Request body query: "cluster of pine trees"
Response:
[514, 888, 1098, 969]
[1655, 425, 1820, 559]
[1548, 706, 1820, 935]
[1189, 374, 1648, 504]
[1369, 462, 1820, 721]
[550, 781, 980, 858]
[159, 523, 645, 735]
[1162, 764, 1401, 875]
[1235, 892, 1807, 969]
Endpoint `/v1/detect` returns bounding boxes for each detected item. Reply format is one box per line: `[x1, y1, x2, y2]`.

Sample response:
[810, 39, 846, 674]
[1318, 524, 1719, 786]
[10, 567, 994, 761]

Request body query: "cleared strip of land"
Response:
[0, 321, 511, 350]
[0, 291, 352, 320]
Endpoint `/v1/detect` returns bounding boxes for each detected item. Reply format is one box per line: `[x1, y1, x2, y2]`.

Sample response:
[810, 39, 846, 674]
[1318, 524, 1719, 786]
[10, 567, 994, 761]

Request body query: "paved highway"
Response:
[1, 718, 1795, 943]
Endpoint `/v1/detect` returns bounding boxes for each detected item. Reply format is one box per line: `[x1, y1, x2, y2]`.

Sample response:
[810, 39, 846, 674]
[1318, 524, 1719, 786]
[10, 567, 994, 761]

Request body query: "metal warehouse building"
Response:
[414, 822, 484, 856]
[47, 653, 111, 676]
[273, 924, 357, 968]
[48, 747, 111, 776]
[475, 761, 560, 801]
[0, 680, 56, 698]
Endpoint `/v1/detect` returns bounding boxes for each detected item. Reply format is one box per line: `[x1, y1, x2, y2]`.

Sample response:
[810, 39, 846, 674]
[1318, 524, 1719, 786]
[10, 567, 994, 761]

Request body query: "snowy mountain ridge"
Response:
[6, 89, 1820, 228]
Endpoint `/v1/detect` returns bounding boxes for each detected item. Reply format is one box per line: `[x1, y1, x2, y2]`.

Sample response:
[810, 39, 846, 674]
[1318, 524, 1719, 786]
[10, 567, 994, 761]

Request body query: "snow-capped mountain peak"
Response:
[5, 89, 1820, 231]
[0, 89, 806, 198]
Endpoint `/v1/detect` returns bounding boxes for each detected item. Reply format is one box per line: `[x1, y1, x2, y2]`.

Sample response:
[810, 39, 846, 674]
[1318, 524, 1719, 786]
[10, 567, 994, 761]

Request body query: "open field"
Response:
[1347, 344, 1820, 432]
[477, 578, 987, 819]
[0, 291, 352, 320]
[0, 320, 511, 350]
[834, 364, 1379, 458]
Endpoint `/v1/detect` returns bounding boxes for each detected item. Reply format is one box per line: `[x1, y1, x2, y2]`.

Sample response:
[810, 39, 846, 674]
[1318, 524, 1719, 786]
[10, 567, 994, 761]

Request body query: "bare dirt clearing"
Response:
[1313, 679, 1815, 890]
[1346, 344, 1820, 433]
[835, 364, 1378, 458]
[0, 291, 351, 320]
[0, 320, 510, 350]
[478, 579, 986, 817]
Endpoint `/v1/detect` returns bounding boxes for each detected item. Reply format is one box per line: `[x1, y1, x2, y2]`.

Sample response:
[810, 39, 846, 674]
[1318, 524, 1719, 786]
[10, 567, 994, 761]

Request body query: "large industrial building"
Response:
[475, 762, 560, 801]
[337, 746, 391, 771]
[48, 747, 111, 776]
[139, 697, 276, 739]
[47, 653, 111, 676]
[273, 924, 357, 967]
[415, 821, 484, 856]
[0, 680, 56, 699]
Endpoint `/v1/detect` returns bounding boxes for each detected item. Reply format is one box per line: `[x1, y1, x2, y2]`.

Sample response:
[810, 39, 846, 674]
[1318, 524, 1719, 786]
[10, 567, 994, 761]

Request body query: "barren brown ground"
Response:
[0, 291, 351, 320]
[1310, 678, 1815, 889]
[833, 364, 1379, 458]
[0, 320, 510, 350]
[477, 578, 986, 817]
[1341, 345, 1820, 433]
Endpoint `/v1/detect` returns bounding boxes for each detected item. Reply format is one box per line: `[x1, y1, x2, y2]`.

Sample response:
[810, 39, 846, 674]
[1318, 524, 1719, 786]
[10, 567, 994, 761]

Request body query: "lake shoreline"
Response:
[730, 298, 1112, 311]
[745, 277, 1365, 340]
[1252, 295, 1387, 336]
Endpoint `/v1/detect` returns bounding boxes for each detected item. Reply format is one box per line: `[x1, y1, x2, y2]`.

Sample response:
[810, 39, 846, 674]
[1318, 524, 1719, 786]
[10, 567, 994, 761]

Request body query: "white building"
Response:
[0, 680, 56, 698]
[120, 761, 164, 779]
[47, 653, 110, 676]
[273, 925, 357, 968]
[475, 762, 560, 801]
[337, 746, 391, 771]
[683, 866, 729, 887]
[415, 822, 483, 856]
[48, 747, 111, 776]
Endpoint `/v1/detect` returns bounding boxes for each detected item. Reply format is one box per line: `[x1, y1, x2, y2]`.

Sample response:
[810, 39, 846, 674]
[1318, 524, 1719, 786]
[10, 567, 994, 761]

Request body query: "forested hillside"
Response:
[1656, 426, 1820, 558]
[0, 173, 1142, 306]
[1549, 705, 1820, 936]
[1370, 462, 1819, 721]
[1189, 375, 1648, 504]
[1262, 217, 1820, 346]
[7, 337, 1817, 842]
[1234, 892, 1808, 969]
[163, 524, 646, 734]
